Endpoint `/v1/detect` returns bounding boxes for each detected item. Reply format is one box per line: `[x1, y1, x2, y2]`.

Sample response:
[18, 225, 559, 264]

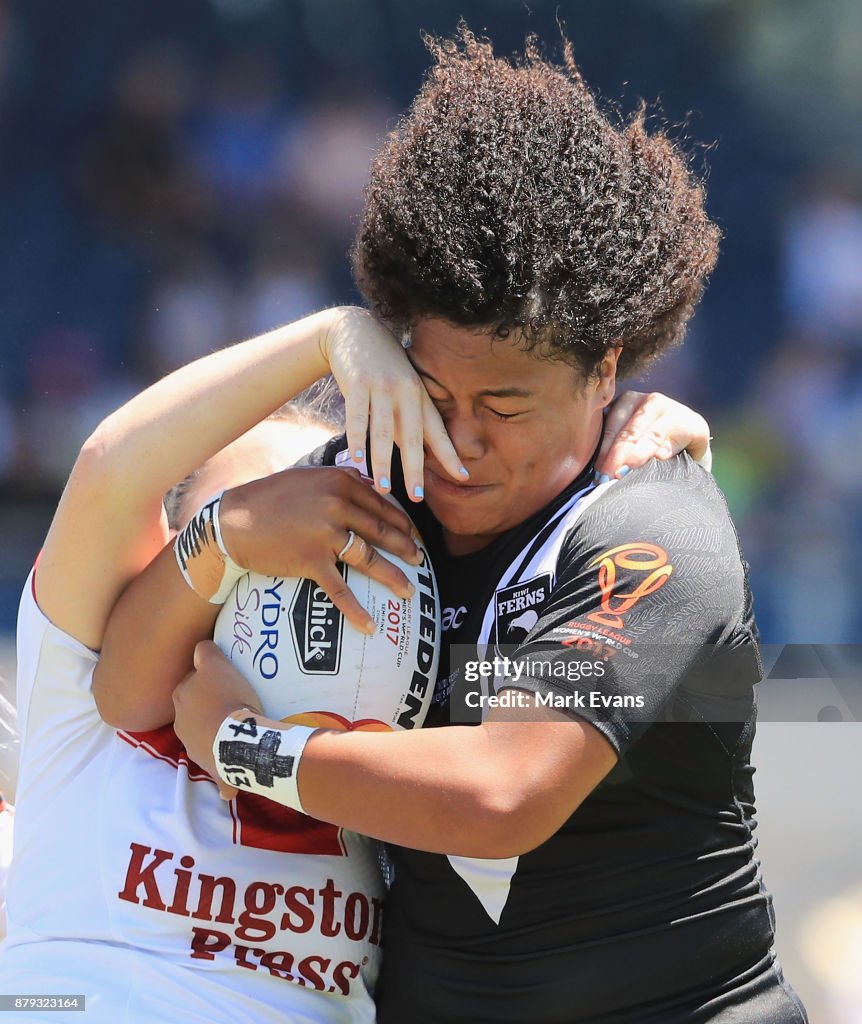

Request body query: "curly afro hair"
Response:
[352, 27, 720, 379]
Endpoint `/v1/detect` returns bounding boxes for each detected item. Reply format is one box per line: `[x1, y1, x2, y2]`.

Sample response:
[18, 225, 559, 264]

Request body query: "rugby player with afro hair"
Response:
[100, 25, 807, 1024]
[353, 25, 720, 380]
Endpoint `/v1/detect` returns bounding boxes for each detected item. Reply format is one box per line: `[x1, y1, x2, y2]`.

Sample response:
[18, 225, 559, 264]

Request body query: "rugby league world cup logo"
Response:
[586, 542, 673, 630]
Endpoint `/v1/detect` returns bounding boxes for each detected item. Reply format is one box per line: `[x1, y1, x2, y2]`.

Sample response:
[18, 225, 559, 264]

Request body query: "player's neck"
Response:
[442, 529, 498, 557]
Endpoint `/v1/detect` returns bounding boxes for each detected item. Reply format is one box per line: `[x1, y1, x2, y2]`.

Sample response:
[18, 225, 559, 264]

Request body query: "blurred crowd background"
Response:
[1, 0, 861, 644]
[0, 0, 859, 1019]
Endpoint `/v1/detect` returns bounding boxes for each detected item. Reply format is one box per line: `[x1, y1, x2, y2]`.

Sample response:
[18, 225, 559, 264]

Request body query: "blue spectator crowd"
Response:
[0, 0, 860, 644]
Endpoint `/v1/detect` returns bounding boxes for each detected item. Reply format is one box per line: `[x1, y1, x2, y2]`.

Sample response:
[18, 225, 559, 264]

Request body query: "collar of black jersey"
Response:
[381, 438, 599, 567]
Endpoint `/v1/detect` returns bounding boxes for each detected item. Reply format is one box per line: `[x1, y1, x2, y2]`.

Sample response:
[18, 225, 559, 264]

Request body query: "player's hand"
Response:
[219, 466, 420, 634]
[321, 306, 469, 500]
[174, 641, 265, 801]
[595, 391, 712, 481]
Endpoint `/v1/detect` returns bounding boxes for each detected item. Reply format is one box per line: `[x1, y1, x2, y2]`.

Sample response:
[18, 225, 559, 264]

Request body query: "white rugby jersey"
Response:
[0, 571, 380, 1023]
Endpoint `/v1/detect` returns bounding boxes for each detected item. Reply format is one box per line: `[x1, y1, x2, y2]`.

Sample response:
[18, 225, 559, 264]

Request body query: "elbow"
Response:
[94, 698, 171, 735]
[69, 424, 119, 499]
[91, 686, 134, 732]
[92, 668, 171, 734]
[454, 780, 570, 859]
[436, 722, 616, 858]
[67, 421, 166, 526]
[79, 412, 132, 467]
[75, 409, 146, 488]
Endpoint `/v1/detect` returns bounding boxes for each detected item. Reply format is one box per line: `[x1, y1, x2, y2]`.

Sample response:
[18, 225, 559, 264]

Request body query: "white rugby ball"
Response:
[213, 527, 439, 735]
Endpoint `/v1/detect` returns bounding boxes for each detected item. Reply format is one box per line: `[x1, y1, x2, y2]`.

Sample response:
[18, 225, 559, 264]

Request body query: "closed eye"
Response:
[488, 408, 525, 421]
[426, 392, 526, 420]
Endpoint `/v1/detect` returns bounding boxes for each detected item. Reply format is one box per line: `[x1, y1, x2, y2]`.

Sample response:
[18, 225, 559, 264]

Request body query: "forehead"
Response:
[408, 318, 574, 395]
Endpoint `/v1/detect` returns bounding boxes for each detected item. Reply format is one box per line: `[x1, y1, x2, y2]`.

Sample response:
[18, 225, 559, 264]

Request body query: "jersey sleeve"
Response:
[15, 568, 103, 746]
[507, 457, 760, 755]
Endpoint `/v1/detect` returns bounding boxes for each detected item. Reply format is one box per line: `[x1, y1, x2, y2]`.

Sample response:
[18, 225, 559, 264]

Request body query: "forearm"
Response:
[300, 725, 511, 856]
[218, 712, 614, 858]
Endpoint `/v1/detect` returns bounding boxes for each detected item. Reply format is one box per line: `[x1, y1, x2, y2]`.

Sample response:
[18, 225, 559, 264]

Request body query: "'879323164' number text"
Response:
[1, 996, 84, 1011]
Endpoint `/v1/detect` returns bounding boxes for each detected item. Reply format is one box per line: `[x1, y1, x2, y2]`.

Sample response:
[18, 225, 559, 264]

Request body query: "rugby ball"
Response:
[212, 524, 439, 735]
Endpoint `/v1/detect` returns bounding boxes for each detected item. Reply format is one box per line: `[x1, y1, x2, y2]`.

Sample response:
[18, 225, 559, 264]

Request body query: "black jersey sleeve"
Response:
[508, 455, 761, 755]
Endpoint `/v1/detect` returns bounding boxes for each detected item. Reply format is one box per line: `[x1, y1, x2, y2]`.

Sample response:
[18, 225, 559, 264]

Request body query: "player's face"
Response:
[410, 319, 617, 555]
[178, 419, 332, 529]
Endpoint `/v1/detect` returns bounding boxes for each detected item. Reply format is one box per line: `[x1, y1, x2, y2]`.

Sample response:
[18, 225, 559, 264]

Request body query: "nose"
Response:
[440, 407, 486, 464]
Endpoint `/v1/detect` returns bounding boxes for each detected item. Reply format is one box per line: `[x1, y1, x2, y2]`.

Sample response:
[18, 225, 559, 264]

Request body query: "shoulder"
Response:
[564, 455, 740, 569]
[548, 455, 752, 642]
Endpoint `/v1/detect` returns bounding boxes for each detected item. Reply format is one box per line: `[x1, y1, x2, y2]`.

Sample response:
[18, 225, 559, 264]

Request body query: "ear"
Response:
[597, 346, 621, 407]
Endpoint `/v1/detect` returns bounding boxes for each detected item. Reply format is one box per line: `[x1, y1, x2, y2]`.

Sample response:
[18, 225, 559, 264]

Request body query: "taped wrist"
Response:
[213, 712, 316, 813]
[174, 492, 246, 604]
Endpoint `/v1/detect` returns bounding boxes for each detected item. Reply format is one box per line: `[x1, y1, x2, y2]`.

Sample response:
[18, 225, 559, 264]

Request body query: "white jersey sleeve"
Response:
[15, 568, 104, 763]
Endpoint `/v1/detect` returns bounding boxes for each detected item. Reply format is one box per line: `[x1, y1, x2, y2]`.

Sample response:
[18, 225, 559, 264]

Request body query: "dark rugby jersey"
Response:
[302, 439, 806, 1024]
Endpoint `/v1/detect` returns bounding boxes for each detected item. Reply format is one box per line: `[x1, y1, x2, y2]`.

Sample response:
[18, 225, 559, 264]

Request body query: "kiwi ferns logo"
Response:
[494, 573, 552, 648]
[289, 569, 345, 674]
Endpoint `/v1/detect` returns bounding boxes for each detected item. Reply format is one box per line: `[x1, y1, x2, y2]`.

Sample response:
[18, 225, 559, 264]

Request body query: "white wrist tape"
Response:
[212, 712, 316, 813]
[174, 492, 247, 604]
